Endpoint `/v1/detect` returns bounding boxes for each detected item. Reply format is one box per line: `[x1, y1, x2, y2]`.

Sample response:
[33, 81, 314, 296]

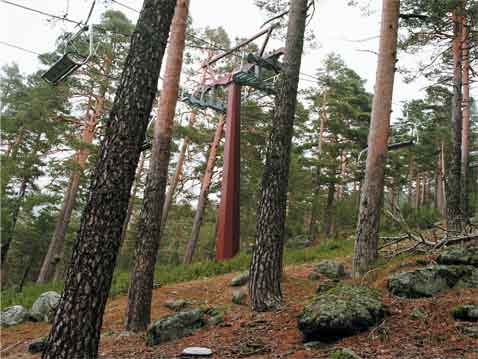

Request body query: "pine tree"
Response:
[41, 1, 176, 357]
[125, 0, 190, 332]
[353, 0, 400, 276]
[249, 0, 308, 311]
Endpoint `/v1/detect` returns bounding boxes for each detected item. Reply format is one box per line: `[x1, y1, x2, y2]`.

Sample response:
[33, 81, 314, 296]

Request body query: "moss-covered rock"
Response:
[146, 309, 204, 346]
[388, 265, 478, 298]
[329, 348, 362, 359]
[437, 246, 478, 267]
[298, 285, 385, 342]
[315, 260, 346, 280]
[452, 305, 478, 322]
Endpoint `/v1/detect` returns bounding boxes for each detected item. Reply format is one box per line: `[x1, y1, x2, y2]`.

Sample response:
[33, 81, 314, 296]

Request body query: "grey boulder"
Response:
[315, 260, 346, 280]
[30, 291, 61, 322]
[388, 265, 478, 298]
[0, 305, 29, 327]
[298, 285, 385, 342]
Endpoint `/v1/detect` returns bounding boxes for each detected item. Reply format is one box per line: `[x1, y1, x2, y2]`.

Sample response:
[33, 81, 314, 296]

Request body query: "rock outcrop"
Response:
[298, 285, 385, 341]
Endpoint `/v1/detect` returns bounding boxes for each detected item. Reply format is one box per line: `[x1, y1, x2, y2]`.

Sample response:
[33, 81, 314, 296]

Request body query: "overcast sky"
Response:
[0, 0, 451, 120]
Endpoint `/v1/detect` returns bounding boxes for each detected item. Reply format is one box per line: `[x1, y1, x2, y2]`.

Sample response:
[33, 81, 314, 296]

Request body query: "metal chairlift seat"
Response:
[42, 25, 94, 85]
[42, 52, 87, 84]
[182, 91, 226, 114]
[233, 71, 276, 95]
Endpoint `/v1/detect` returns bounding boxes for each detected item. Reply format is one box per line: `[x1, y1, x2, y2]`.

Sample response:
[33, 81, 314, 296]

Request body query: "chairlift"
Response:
[181, 87, 226, 114]
[42, 25, 95, 85]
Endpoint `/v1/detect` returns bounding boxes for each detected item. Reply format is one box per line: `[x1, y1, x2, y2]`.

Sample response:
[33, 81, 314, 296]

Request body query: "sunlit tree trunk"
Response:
[125, 0, 189, 332]
[353, 0, 399, 276]
[37, 100, 101, 284]
[308, 107, 326, 242]
[41, 2, 176, 357]
[184, 114, 224, 264]
[461, 21, 470, 216]
[120, 152, 146, 246]
[446, 5, 464, 232]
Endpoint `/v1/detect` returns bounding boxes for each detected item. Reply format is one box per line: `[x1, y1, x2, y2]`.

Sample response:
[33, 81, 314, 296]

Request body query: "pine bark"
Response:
[37, 102, 101, 284]
[323, 182, 336, 237]
[1, 175, 28, 271]
[461, 22, 470, 216]
[353, 0, 399, 276]
[446, 6, 464, 232]
[41, 1, 176, 358]
[307, 108, 326, 242]
[161, 113, 196, 227]
[184, 114, 225, 264]
[120, 153, 146, 246]
[125, 0, 189, 332]
[249, 0, 307, 312]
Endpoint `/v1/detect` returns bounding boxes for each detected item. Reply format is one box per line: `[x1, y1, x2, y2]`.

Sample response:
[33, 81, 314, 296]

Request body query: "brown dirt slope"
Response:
[1, 257, 477, 358]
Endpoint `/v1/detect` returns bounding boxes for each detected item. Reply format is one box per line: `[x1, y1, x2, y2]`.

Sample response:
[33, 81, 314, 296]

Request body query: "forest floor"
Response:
[1, 247, 477, 359]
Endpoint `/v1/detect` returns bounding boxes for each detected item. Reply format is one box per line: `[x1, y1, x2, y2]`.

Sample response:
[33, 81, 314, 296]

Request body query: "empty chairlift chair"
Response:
[42, 25, 95, 85]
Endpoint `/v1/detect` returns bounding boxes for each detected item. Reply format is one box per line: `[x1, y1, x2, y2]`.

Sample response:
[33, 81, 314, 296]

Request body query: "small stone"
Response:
[0, 305, 29, 327]
[410, 307, 428, 320]
[315, 260, 346, 280]
[182, 347, 213, 356]
[164, 299, 190, 311]
[230, 271, 250, 286]
[329, 348, 362, 359]
[232, 289, 247, 305]
[28, 337, 48, 354]
[452, 305, 478, 322]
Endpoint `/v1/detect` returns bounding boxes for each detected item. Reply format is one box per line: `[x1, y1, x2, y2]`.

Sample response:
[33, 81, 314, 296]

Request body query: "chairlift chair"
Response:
[42, 25, 94, 85]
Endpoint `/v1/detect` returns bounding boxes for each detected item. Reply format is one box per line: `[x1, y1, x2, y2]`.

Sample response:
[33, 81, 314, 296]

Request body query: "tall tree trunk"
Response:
[249, 0, 307, 312]
[161, 62, 211, 228]
[446, 5, 464, 232]
[307, 108, 326, 243]
[37, 102, 101, 284]
[353, 0, 399, 276]
[461, 21, 470, 216]
[125, 0, 189, 332]
[435, 145, 446, 215]
[120, 153, 146, 246]
[415, 173, 421, 210]
[161, 116, 194, 227]
[323, 182, 336, 237]
[184, 114, 225, 264]
[1, 175, 28, 274]
[41, 2, 176, 358]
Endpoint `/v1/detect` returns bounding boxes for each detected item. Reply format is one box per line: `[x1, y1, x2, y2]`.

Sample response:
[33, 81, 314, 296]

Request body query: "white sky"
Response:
[0, 0, 452, 120]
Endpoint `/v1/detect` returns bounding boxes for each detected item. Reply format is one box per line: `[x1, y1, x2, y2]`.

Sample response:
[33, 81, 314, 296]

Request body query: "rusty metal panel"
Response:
[216, 82, 241, 260]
